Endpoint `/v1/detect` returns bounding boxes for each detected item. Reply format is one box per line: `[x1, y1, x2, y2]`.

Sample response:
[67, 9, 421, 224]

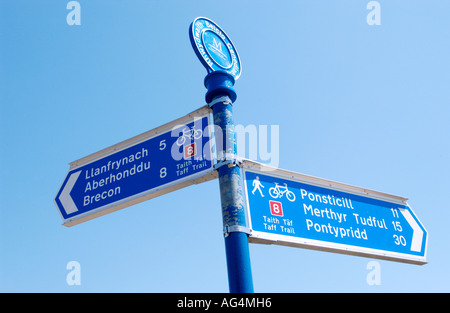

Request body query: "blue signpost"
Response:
[55, 16, 428, 293]
[55, 106, 215, 226]
[242, 160, 428, 265]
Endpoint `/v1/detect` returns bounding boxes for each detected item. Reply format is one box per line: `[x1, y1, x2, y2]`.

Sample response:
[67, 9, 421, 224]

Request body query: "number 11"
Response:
[391, 208, 399, 218]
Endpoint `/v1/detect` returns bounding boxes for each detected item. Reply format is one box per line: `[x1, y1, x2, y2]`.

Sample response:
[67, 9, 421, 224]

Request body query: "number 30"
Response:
[393, 234, 406, 246]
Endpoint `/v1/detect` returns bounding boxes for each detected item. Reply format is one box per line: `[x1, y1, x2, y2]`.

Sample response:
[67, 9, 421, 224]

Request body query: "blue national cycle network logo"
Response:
[189, 17, 241, 80]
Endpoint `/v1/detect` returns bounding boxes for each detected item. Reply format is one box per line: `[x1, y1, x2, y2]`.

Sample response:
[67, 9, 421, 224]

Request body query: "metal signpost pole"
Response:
[205, 71, 254, 293]
[190, 17, 254, 293]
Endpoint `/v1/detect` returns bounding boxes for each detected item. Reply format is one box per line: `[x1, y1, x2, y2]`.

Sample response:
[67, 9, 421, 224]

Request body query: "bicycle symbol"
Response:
[269, 183, 296, 202]
[176, 126, 202, 146]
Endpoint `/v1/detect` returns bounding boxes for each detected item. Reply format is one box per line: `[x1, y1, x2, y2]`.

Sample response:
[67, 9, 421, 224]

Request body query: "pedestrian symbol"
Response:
[252, 176, 265, 197]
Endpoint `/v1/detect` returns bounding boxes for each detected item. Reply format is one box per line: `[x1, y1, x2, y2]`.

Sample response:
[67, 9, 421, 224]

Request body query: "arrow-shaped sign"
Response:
[55, 106, 217, 226]
[242, 160, 428, 265]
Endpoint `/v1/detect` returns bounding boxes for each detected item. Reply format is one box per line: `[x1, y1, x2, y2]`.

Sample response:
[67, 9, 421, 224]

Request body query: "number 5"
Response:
[159, 139, 166, 150]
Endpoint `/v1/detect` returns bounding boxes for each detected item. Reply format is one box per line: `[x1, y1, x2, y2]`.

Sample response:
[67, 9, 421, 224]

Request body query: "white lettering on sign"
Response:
[300, 189, 354, 209]
[82, 148, 151, 206]
[85, 147, 149, 180]
[84, 186, 121, 206]
[305, 219, 368, 240]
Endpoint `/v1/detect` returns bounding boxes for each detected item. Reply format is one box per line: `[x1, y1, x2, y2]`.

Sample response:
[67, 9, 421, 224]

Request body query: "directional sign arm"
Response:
[242, 160, 427, 265]
[55, 106, 216, 226]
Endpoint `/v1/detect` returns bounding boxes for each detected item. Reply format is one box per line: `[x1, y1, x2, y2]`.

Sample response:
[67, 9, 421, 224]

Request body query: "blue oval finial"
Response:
[189, 17, 241, 80]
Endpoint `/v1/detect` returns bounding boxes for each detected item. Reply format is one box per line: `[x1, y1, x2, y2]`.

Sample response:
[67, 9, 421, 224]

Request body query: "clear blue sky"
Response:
[1, 0, 449, 292]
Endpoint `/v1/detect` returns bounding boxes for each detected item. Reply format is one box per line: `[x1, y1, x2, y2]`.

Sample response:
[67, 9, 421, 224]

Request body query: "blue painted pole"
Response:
[205, 71, 254, 293]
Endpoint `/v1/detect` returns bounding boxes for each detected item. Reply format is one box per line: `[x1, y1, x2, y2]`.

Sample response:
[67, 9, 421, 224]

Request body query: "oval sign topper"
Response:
[189, 17, 241, 80]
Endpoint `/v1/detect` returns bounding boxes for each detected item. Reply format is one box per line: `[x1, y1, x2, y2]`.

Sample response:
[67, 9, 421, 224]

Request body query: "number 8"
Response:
[272, 203, 280, 214]
[160, 167, 167, 178]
